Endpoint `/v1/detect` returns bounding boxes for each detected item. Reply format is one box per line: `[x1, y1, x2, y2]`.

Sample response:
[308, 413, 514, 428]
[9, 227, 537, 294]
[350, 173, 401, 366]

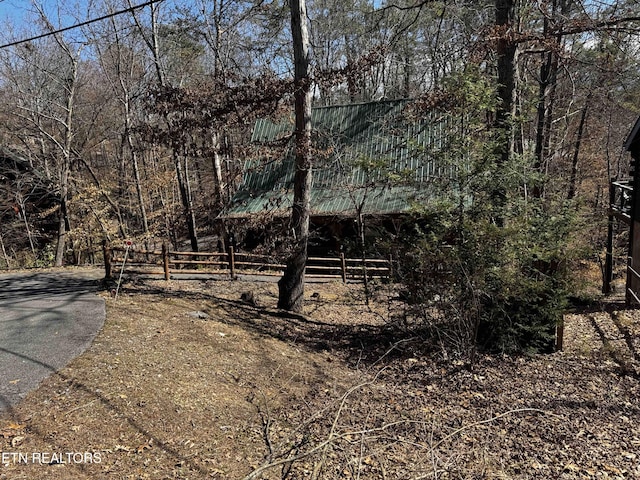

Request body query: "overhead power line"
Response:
[0, 0, 165, 49]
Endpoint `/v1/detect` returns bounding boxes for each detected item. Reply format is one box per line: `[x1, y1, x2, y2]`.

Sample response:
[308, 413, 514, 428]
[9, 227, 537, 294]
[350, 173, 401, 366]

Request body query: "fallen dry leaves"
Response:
[0, 276, 638, 479]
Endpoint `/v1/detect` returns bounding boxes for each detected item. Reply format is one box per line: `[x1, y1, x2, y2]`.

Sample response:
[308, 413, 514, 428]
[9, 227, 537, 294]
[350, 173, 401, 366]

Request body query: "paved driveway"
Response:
[0, 269, 105, 413]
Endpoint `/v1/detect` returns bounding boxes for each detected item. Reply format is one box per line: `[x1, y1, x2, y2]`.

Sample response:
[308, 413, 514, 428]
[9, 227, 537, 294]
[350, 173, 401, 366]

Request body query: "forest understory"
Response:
[0, 275, 639, 479]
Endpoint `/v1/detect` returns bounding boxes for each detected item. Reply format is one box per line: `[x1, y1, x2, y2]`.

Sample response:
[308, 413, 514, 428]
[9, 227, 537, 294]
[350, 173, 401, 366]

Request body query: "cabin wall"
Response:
[629, 220, 640, 303]
[626, 143, 640, 304]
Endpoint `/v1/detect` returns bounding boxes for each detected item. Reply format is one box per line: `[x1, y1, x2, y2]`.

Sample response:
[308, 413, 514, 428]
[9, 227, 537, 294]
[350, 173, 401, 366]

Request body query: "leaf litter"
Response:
[0, 277, 638, 479]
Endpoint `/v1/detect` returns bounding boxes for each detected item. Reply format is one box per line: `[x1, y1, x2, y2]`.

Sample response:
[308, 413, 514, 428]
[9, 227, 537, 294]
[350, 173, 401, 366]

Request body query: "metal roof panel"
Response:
[227, 99, 457, 218]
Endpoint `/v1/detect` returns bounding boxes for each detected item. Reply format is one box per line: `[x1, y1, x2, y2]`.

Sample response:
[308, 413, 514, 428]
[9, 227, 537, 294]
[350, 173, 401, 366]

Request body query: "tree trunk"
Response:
[16, 193, 36, 256]
[0, 227, 9, 269]
[175, 152, 199, 252]
[124, 93, 150, 242]
[493, 0, 517, 225]
[278, 0, 312, 313]
[533, 0, 563, 199]
[55, 57, 78, 267]
[357, 209, 370, 306]
[128, 0, 165, 87]
[131, 150, 149, 237]
[212, 132, 225, 209]
[55, 169, 69, 266]
[568, 99, 589, 200]
[495, 0, 517, 159]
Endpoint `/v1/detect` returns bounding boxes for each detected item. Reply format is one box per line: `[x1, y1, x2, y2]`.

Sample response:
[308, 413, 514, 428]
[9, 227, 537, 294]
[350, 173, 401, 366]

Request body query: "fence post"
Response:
[555, 321, 564, 352]
[603, 182, 615, 294]
[340, 252, 347, 283]
[103, 240, 112, 279]
[229, 246, 236, 278]
[162, 243, 170, 281]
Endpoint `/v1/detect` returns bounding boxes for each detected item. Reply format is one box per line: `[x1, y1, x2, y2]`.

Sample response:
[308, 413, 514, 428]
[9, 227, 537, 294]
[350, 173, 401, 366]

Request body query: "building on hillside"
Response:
[617, 117, 640, 304]
[222, 99, 461, 254]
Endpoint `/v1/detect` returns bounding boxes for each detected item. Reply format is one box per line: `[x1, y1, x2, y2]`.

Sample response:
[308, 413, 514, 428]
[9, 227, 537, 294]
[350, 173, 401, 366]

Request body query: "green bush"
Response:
[392, 68, 577, 359]
[396, 202, 574, 357]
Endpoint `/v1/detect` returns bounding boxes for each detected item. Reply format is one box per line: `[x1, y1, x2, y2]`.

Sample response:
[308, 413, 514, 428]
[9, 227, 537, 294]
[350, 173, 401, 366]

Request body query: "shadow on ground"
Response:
[116, 277, 423, 369]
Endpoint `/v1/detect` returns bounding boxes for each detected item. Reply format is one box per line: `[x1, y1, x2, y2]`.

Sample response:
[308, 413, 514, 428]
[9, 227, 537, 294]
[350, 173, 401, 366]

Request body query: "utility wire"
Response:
[0, 0, 165, 49]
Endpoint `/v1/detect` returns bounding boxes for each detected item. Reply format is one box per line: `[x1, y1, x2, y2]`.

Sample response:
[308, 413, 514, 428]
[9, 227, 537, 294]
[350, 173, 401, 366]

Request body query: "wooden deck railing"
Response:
[604, 179, 633, 295]
[609, 180, 633, 224]
[103, 243, 391, 283]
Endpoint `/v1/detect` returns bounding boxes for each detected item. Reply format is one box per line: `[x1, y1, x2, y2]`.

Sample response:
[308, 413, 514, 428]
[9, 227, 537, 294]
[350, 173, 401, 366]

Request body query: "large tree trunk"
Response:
[493, 0, 517, 225]
[495, 0, 517, 160]
[278, 0, 312, 313]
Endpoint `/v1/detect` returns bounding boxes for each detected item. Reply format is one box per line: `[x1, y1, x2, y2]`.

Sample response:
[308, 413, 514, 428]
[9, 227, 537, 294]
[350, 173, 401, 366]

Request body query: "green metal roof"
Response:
[226, 99, 457, 218]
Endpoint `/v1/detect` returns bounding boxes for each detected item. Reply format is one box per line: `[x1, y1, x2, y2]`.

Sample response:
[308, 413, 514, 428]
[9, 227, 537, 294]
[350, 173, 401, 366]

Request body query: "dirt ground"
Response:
[1, 275, 639, 479]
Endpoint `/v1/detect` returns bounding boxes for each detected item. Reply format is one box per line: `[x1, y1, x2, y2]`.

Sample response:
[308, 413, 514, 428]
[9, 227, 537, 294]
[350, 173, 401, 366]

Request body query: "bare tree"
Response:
[127, 0, 204, 250]
[0, 10, 84, 265]
[278, 0, 313, 313]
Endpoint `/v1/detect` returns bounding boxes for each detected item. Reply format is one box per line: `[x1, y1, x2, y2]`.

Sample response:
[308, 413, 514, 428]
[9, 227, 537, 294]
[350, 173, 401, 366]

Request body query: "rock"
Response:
[187, 311, 209, 319]
[240, 291, 256, 306]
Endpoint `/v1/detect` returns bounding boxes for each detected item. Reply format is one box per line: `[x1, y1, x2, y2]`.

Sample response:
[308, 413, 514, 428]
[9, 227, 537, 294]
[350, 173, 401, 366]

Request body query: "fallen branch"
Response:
[244, 368, 388, 480]
[242, 407, 559, 480]
[432, 408, 560, 451]
[64, 399, 97, 415]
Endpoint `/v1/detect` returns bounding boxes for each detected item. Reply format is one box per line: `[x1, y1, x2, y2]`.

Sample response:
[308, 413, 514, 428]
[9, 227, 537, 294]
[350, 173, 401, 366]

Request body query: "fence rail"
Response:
[604, 179, 634, 294]
[609, 180, 633, 224]
[103, 243, 391, 283]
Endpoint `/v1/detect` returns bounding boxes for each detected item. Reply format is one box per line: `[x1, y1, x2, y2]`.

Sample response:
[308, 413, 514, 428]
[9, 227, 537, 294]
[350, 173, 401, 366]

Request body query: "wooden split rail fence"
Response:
[103, 243, 391, 283]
